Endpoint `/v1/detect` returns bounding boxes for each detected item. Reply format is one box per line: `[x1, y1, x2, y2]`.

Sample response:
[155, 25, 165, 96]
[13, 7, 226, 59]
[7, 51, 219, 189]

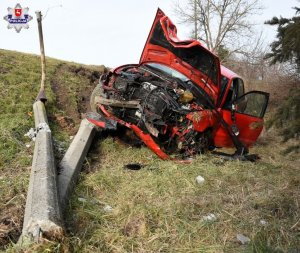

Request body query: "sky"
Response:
[0, 0, 298, 67]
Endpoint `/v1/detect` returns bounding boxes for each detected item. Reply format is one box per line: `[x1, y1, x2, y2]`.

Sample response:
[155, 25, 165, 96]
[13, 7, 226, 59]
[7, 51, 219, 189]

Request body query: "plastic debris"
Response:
[237, 233, 251, 244]
[103, 205, 113, 213]
[25, 144, 31, 148]
[196, 175, 205, 184]
[202, 213, 217, 222]
[260, 219, 268, 226]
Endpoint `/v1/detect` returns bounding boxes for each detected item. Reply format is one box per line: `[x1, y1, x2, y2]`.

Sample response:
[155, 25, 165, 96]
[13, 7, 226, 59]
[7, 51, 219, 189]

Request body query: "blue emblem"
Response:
[4, 3, 33, 33]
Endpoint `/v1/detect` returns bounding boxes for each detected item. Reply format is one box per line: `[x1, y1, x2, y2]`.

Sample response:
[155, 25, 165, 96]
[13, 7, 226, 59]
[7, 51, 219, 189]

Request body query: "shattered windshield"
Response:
[145, 63, 189, 82]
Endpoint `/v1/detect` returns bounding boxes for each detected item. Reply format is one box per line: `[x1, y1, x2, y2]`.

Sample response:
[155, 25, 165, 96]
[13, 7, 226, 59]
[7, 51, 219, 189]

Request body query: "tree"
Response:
[265, 7, 300, 72]
[173, 0, 262, 54]
[264, 7, 300, 153]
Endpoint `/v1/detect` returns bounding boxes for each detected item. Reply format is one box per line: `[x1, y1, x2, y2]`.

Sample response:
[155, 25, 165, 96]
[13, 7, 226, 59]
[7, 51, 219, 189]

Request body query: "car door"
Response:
[214, 90, 269, 148]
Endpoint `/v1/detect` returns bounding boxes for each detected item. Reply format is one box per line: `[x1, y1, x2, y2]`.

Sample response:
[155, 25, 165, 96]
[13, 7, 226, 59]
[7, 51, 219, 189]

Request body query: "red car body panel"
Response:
[213, 110, 264, 147]
[186, 110, 217, 132]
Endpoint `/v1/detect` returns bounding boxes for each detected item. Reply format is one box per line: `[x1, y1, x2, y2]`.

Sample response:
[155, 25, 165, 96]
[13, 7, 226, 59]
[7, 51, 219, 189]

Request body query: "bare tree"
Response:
[173, 0, 262, 54]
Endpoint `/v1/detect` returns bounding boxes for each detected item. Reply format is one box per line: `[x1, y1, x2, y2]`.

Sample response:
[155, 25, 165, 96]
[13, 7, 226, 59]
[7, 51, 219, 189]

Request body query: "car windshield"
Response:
[145, 63, 189, 82]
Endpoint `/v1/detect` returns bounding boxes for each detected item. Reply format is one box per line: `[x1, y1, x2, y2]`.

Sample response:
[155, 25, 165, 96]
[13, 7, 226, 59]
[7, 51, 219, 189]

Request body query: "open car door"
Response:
[214, 91, 269, 147]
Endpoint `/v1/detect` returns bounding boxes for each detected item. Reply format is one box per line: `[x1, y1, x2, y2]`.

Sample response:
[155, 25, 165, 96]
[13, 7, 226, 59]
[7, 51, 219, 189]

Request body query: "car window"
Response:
[223, 78, 244, 109]
[218, 75, 229, 105]
[235, 91, 269, 118]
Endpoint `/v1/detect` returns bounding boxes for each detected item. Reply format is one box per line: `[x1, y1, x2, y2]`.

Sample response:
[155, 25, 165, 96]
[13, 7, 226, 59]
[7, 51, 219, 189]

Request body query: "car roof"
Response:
[221, 65, 240, 79]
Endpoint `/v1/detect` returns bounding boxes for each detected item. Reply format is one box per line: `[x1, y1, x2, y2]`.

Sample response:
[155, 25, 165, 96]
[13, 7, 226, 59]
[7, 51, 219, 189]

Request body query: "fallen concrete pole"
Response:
[19, 101, 63, 244]
[58, 119, 96, 211]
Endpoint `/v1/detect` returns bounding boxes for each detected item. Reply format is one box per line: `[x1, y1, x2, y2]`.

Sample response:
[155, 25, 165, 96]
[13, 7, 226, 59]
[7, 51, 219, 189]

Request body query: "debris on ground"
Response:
[236, 233, 251, 244]
[260, 219, 268, 226]
[103, 205, 113, 213]
[196, 175, 205, 184]
[202, 213, 217, 222]
[124, 163, 144, 170]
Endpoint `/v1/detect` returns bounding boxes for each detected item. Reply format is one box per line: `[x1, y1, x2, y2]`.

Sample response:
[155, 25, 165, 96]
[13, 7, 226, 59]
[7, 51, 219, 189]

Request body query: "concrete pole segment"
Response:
[58, 119, 97, 211]
[20, 101, 63, 244]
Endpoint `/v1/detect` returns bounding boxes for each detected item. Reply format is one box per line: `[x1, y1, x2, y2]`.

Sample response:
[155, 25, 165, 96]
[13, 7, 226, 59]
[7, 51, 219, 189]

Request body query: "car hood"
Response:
[139, 8, 221, 102]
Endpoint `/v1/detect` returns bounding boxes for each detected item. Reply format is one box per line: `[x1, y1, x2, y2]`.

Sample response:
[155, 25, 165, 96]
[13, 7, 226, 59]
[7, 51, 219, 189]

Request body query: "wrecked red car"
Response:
[88, 9, 269, 161]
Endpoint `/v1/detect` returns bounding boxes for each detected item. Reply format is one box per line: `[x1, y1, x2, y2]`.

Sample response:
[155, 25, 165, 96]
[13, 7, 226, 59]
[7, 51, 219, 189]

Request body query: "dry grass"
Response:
[16, 134, 299, 253]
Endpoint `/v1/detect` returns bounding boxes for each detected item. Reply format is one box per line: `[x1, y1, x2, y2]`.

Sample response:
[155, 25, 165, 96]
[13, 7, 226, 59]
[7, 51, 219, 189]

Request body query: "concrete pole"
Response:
[36, 11, 47, 101]
[58, 119, 97, 211]
[18, 12, 63, 246]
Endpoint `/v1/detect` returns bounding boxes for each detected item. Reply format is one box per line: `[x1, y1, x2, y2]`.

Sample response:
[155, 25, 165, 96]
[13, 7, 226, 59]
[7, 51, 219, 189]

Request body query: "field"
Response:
[0, 49, 299, 252]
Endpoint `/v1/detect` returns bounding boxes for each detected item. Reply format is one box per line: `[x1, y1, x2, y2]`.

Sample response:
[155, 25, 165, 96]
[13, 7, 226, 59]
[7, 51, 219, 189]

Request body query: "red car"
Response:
[88, 9, 269, 161]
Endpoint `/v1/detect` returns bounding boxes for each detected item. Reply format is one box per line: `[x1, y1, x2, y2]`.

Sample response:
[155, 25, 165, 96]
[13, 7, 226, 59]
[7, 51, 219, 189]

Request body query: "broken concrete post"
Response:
[58, 119, 97, 211]
[20, 101, 63, 245]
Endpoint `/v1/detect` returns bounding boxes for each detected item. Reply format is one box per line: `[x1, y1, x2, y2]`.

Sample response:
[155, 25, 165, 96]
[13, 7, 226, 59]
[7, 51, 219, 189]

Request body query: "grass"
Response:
[0, 49, 103, 250]
[0, 49, 299, 252]
[62, 137, 299, 253]
[11, 138, 299, 253]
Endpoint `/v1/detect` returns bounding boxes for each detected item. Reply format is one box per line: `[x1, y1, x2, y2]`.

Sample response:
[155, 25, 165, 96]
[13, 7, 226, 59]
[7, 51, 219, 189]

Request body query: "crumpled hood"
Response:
[139, 8, 221, 102]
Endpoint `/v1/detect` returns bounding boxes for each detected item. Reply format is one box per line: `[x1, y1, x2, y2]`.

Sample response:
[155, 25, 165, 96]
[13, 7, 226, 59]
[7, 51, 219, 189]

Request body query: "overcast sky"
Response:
[0, 0, 298, 67]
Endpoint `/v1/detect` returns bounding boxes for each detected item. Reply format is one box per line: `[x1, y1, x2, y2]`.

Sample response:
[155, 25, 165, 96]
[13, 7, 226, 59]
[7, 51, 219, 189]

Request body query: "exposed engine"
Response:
[95, 64, 214, 158]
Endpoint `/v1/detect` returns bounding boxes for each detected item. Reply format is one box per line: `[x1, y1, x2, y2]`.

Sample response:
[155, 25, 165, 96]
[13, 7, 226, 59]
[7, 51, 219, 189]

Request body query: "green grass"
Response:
[0, 49, 299, 252]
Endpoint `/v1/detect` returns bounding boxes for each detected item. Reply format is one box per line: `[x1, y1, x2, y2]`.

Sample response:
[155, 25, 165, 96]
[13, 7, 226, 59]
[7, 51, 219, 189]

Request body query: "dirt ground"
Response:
[50, 63, 102, 134]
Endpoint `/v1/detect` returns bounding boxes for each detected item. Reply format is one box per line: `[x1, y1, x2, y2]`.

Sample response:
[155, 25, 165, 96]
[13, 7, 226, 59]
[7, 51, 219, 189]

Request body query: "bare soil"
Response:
[49, 63, 103, 135]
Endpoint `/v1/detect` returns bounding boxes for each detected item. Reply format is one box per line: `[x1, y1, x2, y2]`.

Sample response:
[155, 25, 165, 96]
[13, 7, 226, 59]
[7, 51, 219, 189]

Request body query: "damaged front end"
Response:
[89, 63, 219, 160]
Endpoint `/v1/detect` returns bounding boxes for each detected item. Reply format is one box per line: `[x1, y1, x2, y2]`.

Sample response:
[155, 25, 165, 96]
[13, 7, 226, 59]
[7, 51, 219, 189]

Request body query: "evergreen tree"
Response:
[265, 7, 300, 153]
[265, 7, 300, 71]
